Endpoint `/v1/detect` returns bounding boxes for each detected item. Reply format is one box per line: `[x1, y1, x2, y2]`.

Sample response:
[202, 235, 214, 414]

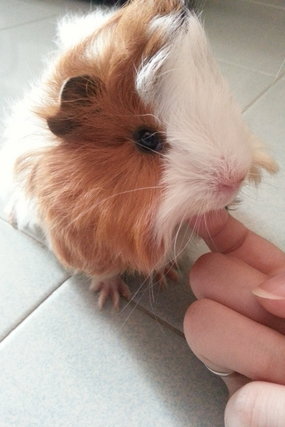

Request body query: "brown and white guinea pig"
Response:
[0, 0, 277, 308]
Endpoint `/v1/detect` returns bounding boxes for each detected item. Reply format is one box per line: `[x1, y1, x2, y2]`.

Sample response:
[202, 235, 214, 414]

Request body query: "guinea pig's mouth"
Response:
[155, 170, 248, 254]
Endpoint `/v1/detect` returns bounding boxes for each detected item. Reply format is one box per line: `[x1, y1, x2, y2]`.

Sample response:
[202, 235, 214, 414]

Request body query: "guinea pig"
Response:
[0, 0, 277, 308]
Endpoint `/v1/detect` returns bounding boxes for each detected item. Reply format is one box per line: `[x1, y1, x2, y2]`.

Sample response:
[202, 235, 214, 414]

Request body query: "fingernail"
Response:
[252, 274, 285, 300]
[252, 288, 285, 300]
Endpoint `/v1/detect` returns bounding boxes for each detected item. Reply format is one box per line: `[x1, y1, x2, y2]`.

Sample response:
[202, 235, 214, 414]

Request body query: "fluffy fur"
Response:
[138, 10, 278, 247]
[0, 0, 277, 293]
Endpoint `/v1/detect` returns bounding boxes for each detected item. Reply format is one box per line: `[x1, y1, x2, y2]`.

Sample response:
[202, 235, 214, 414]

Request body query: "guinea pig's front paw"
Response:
[90, 275, 131, 310]
[154, 262, 180, 288]
[7, 211, 18, 229]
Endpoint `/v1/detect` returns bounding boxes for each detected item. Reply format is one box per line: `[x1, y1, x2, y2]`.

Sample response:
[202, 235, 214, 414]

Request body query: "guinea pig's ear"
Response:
[47, 75, 103, 137]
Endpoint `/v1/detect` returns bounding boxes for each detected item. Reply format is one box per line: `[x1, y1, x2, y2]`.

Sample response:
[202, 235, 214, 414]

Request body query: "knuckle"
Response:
[190, 252, 224, 297]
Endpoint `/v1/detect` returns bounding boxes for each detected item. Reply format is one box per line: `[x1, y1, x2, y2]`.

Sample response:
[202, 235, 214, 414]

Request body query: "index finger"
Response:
[190, 210, 285, 275]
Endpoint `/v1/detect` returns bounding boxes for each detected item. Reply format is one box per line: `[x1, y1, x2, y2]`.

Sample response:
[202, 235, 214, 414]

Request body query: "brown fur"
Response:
[16, 0, 184, 277]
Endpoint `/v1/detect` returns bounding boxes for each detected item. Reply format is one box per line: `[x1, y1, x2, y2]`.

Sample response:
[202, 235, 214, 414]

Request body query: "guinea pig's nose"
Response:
[217, 176, 245, 193]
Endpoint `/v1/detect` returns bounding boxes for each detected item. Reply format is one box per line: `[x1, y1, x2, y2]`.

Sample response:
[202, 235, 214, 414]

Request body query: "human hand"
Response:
[184, 210, 285, 425]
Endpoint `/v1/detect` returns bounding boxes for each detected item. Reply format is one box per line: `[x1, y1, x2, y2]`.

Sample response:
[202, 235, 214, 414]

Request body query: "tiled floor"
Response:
[0, 0, 284, 426]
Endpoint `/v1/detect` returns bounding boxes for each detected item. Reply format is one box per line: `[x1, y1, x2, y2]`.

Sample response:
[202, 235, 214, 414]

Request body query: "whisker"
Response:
[120, 270, 161, 315]
[173, 212, 188, 261]
[119, 275, 149, 317]
[119, 273, 162, 329]
[120, 297, 142, 329]
[148, 274, 156, 306]
[169, 206, 205, 267]
[202, 209, 218, 250]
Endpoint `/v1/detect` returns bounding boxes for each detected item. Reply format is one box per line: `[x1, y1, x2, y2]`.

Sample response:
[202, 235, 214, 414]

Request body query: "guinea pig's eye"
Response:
[133, 128, 163, 153]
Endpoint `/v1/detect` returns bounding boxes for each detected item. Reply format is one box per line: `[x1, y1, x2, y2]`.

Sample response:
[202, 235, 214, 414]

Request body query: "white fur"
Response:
[0, 91, 52, 230]
[149, 12, 182, 35]
[137, 13, 262, 249]
[136, 46, 170, 105]
[136, 12, 184, 104]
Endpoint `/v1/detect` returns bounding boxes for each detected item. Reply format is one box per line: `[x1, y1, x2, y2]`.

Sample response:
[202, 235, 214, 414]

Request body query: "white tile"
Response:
[0, 276, 227, 426]
[0, 18, 56, 108]
[19, 0, 94, 15]
[203, 0, 285, 76]
[0, 0, 55, 30]
[0, 219, 69, 340]
[234, 79, 285, 250]
[218, 60, 273, 110]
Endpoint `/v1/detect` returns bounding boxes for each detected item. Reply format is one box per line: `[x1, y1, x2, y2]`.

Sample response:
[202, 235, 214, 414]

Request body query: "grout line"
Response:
[1, 215, 184, 340]
[0, 275, 71, 344]
[0, 216, 185, 339]
[0, 13, 57, 33]
[135, 303, 185, 338]
[0, 276, 185, 345]
[274, 58, 285, 81]
[242, 72, 285, 113]
[1, 211, 185, 340]
[0, 216, 47, 248]
[121, 296, 185, 338]
[217, 58, 275, 78]
[238, 0, 285, 12]
[0, 215, 185, 340]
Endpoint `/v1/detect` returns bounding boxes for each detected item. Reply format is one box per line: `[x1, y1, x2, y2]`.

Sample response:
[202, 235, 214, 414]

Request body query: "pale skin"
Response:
[185, 210, 285, 426]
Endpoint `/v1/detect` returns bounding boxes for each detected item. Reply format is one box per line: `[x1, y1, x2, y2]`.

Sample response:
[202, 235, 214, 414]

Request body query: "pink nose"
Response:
[217, 177, 245, 193]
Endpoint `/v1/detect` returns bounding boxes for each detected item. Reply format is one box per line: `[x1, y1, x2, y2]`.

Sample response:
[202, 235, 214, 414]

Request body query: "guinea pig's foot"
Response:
[155, 262, 180, 288]
[164, 262, 180, 282]
[153, 271, 167, 288]
[7, 211, 18, 229]
[90, 276, 131, 310]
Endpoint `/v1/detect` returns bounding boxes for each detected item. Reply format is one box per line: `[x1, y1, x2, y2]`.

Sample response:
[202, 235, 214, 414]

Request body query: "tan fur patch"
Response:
[16, 0, 185, 277]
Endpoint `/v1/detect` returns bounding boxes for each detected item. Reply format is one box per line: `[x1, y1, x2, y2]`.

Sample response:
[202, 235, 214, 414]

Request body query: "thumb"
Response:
[252, 273, 285, 318]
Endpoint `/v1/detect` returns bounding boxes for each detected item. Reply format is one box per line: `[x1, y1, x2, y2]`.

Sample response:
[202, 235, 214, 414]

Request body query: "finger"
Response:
[253, 273, 285, 319]
[190, 253, 285, 334]
[225, 381, 285, 427]
[184, 299, 285, 385]
[222, 374, 251, 398]
[190, 210, 285, 275]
